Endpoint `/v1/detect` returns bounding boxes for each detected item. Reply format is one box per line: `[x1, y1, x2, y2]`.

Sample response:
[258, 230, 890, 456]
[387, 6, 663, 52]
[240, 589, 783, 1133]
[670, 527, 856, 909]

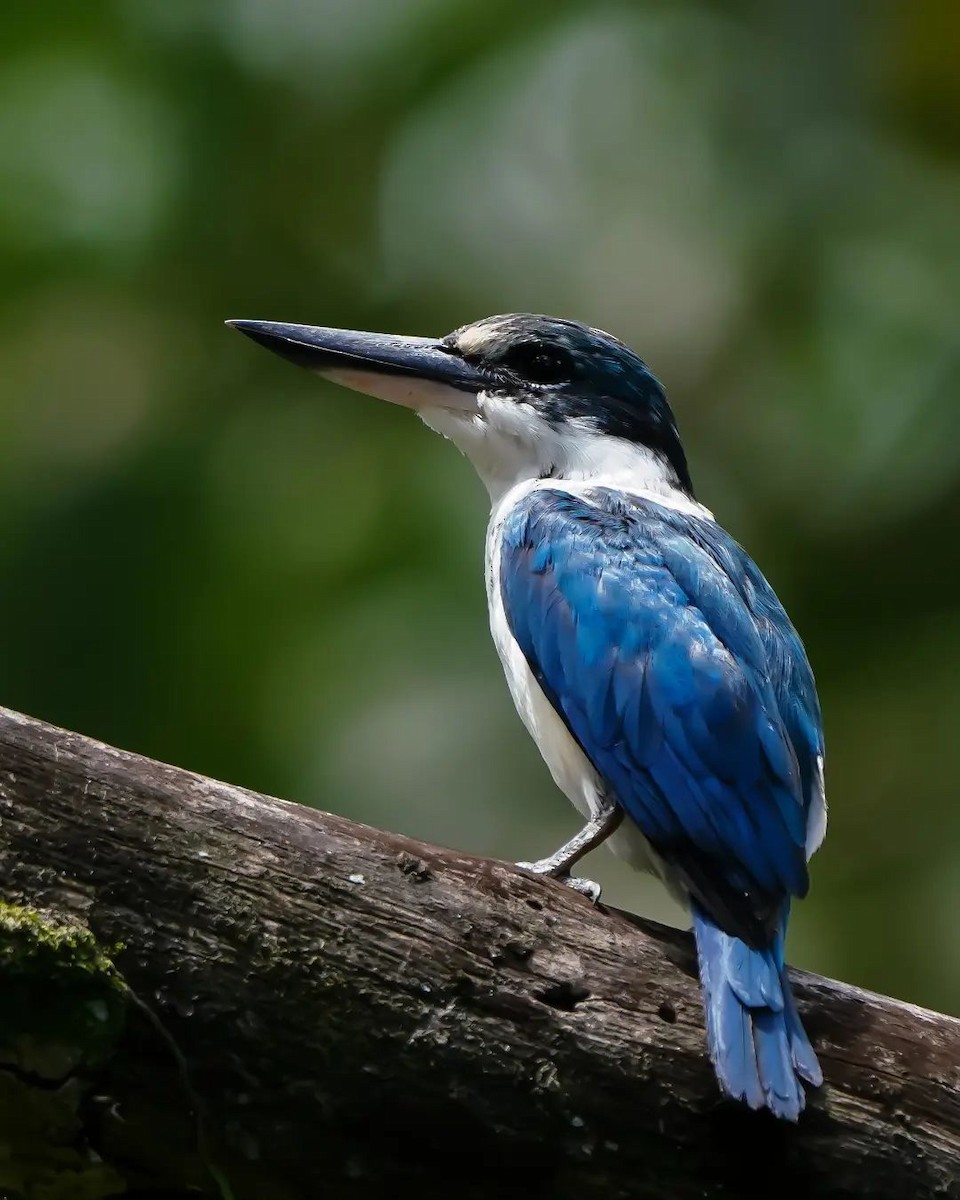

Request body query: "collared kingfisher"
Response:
[229, 312, 826, 1120]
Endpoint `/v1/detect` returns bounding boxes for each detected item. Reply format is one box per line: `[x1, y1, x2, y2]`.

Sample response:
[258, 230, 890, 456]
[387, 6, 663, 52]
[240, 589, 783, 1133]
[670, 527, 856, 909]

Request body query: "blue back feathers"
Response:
[499, 487, 823, 949]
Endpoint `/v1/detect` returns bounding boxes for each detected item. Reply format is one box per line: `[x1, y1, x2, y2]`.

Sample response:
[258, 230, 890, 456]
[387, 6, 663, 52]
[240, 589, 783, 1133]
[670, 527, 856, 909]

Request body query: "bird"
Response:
[228, 311, 826, 1120]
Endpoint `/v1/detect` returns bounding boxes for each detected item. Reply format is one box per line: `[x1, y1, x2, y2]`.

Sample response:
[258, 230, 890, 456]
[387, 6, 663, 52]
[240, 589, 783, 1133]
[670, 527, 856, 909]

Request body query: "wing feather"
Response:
[499, 487, 823, 947]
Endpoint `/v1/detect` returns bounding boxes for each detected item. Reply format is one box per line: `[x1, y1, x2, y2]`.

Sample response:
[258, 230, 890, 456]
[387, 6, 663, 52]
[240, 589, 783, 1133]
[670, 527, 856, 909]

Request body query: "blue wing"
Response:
[499, 487, 824, 947]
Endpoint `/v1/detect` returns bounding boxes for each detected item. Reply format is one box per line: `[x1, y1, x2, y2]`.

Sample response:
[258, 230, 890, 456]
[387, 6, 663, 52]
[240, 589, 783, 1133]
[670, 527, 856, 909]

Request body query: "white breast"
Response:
[486, 502, 601, 823]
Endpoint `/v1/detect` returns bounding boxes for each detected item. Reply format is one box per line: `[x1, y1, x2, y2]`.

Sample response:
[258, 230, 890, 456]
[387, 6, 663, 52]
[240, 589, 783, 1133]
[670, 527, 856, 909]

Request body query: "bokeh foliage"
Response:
[1, 1, 959, 1011]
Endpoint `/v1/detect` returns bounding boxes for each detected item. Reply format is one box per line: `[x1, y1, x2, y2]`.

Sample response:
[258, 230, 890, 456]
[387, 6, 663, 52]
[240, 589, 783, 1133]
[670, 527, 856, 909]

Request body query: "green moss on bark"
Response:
[0, 903, 128, 1198]
[0, 901, 126, 1075]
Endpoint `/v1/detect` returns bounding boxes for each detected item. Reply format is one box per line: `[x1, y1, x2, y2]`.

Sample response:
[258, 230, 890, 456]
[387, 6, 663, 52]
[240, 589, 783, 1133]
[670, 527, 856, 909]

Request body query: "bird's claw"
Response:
[515, 861, 602, 905]
[561, 874, 603, 903]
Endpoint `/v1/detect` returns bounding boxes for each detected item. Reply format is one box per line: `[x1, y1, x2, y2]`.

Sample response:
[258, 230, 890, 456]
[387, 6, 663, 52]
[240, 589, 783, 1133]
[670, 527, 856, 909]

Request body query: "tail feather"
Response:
[692, 904, 821, 1120]
[784, 979, 823, 1087]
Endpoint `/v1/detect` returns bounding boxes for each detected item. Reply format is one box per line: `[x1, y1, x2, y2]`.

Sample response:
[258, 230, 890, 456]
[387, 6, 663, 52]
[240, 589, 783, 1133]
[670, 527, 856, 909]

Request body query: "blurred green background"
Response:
[2, 1, 958, 1012]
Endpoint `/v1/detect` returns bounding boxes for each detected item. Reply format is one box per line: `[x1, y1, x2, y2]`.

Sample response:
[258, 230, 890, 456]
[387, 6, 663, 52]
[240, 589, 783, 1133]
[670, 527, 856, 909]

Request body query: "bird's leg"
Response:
[519, 802, 623, 873]
[516, 802, 623, 903]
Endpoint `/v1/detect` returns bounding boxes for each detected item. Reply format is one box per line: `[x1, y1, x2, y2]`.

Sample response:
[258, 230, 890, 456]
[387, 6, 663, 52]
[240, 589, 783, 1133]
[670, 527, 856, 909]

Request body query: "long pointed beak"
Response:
[227, 319, 485, 411]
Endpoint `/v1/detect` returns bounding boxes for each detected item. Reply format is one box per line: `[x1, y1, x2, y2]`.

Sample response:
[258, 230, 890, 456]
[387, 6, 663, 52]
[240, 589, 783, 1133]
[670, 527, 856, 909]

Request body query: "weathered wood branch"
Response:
[0, 706, 957, 1199]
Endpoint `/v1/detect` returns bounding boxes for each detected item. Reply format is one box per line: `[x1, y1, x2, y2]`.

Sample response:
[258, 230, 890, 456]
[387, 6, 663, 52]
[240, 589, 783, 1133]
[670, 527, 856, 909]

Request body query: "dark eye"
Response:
[502, 342, 572, 385]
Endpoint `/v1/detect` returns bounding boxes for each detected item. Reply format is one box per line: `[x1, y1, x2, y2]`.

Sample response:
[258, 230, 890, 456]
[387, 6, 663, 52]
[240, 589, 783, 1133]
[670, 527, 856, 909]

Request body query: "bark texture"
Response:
[0, 706, 957, 1199]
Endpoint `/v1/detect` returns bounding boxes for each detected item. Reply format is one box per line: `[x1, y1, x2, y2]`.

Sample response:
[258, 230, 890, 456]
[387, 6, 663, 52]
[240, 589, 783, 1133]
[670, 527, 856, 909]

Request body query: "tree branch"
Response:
[0, 706, 957, 1199]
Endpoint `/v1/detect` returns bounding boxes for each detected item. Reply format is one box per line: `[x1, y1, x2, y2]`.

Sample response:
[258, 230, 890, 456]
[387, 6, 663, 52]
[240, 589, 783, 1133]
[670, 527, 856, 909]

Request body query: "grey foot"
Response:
[515, 861, 602, 904]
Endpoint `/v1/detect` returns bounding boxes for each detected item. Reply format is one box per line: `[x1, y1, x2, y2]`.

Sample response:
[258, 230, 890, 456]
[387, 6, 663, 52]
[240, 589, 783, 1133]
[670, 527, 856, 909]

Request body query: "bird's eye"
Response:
[502, 342, 572, 385]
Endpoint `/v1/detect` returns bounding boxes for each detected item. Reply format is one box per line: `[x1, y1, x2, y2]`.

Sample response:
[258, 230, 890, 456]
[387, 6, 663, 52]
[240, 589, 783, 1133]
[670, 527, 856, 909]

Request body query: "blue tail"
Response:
[691, 904, 822, 1121]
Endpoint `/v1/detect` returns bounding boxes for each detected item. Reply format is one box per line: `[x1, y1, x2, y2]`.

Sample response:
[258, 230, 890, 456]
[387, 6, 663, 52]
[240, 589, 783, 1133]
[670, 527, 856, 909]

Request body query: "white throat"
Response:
[420, 391, 710, 518]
